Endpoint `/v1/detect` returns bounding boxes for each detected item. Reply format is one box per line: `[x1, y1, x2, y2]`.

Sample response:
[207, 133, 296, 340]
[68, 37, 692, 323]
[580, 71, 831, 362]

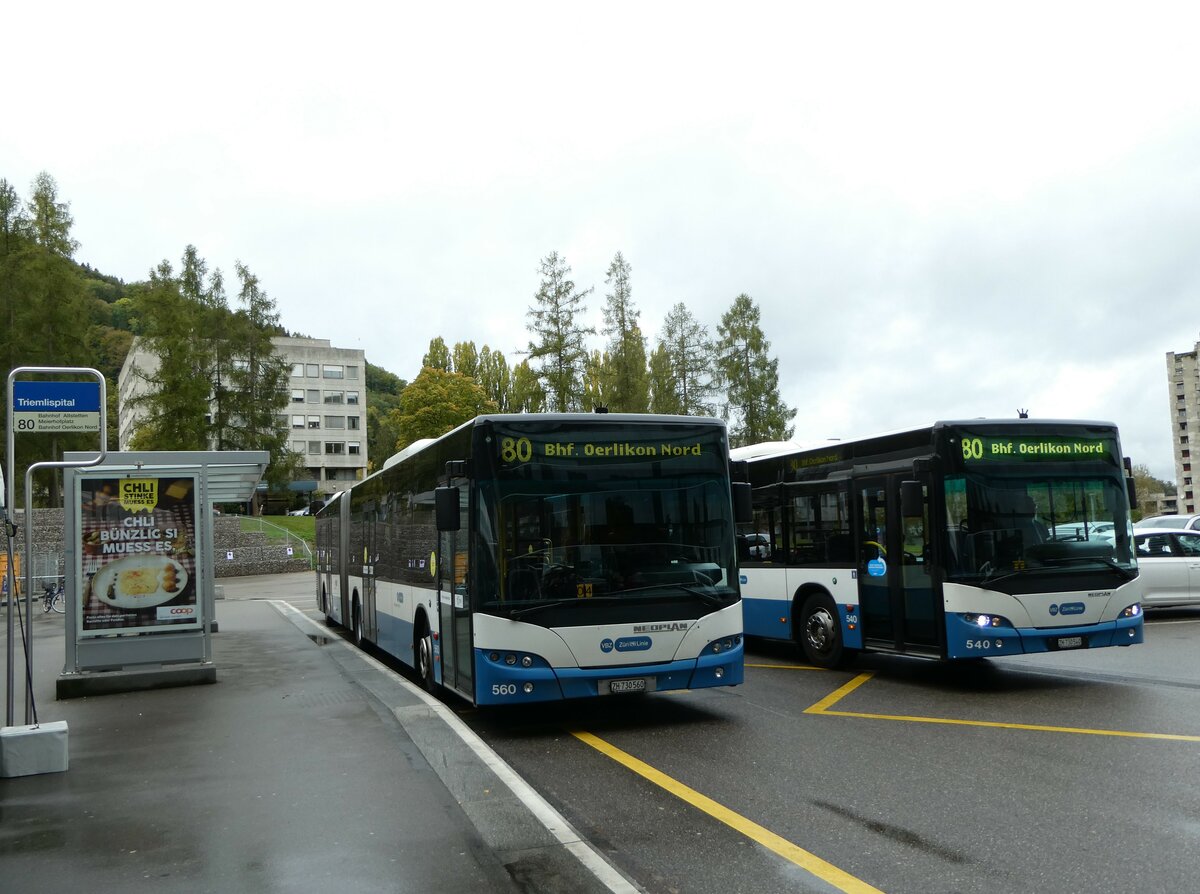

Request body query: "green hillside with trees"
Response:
[2, 170, 798, 506]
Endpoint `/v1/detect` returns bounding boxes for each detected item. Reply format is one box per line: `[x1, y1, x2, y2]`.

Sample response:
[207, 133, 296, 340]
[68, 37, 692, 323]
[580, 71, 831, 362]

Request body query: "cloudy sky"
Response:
[6, 2, 1199, 481]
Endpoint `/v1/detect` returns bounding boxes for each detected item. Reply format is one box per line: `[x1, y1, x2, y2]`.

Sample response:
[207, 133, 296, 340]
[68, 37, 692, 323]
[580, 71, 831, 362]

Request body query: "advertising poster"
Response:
[78, 475, 201, 636]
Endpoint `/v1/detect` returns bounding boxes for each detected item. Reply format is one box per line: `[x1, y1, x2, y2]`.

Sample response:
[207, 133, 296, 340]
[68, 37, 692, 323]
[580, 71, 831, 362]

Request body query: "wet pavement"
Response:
[0, 574, 629, 894]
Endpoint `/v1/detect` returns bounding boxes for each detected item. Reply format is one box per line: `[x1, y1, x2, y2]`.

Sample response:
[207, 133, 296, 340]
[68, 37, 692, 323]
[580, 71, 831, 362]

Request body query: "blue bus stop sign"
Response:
[11, 381, 102, 433]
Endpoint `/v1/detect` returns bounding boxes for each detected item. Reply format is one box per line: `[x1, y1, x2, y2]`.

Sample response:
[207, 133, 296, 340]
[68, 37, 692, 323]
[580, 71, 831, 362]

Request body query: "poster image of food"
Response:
[78, 475, 201, 636]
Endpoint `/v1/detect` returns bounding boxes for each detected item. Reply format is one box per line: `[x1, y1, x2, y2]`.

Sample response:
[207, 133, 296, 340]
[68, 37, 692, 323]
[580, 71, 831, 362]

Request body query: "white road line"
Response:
[269, 600, 639, 894]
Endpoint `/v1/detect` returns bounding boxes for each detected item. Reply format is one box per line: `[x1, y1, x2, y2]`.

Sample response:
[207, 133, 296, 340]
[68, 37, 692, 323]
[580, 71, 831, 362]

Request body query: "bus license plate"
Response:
[608, 678, 647, 694]
[1055, 636, 1085, 650]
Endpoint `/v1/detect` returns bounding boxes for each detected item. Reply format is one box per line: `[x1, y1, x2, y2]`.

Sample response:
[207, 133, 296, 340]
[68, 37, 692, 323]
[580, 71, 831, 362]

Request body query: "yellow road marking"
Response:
[793, 671, 1200, 742]
[745, 662, 826, 670]
[804, 672, 876, 713]
[572, 730, 885, 894]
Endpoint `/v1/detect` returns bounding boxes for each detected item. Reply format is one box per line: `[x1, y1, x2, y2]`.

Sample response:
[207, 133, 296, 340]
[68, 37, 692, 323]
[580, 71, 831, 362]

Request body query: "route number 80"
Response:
[961, 437, 984, 461]
[501, 437, 533, 463]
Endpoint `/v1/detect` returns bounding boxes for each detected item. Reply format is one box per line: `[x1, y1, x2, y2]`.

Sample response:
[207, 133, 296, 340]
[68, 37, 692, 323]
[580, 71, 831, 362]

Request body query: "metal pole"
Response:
[6, 367, 107, 727]
[6, 372, 16, 727]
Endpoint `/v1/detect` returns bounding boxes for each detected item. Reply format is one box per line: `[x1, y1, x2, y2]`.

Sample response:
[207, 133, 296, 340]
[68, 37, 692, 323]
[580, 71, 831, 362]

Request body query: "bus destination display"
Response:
[956, 432, 1117, 464]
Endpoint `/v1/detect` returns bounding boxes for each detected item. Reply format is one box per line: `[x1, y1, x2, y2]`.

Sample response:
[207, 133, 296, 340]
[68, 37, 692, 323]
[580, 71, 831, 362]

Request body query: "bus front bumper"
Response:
[944, 612, 1144, 659]
[473, 643, 744, 705]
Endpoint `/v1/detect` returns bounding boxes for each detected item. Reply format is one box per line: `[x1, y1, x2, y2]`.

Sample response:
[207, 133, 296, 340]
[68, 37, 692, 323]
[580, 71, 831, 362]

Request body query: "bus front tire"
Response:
[799, 592, 853, 669]
[416, 629, 436, 692]
[352, 601, 364, 647]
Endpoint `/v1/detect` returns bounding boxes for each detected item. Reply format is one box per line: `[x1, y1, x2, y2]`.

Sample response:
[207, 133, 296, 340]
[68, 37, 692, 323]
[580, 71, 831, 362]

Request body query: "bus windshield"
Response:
[473, 421, 738, 620]
[943, 469, 1136, 582]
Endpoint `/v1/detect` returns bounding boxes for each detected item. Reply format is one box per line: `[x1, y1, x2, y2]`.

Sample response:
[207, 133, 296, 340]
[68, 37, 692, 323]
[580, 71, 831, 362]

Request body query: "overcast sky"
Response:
[6, 2, 1199, 482]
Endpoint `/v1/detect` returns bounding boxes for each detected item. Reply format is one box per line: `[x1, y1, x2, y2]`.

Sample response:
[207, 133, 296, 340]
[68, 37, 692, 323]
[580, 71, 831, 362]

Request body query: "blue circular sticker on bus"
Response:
[867, 558, 887, 577]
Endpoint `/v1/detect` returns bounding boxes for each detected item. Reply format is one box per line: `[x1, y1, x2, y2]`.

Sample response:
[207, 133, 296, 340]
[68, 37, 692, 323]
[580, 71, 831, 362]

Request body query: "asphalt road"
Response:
[224, 578, 1200, 894]
[458, 609, 1200, 894]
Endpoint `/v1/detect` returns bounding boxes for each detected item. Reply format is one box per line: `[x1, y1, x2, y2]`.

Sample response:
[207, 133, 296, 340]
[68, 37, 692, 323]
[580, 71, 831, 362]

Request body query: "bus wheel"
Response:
[416, 628, 436, 692]
[799, 592, 849, 669]
[352, 601, 364, 647]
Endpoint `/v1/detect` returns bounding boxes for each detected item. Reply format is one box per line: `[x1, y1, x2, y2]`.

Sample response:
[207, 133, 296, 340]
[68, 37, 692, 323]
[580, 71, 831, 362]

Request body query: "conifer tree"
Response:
[715, 294, 796, 446]
[526, 251, 593, 412]
[601, 252, 649, 412]
[655, 301, 717, 416]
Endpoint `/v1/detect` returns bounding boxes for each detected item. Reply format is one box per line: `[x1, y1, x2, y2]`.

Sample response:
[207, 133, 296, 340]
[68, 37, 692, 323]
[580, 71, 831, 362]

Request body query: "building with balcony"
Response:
[118, 336, 368, 501]
[1166, 344, 1199, 514]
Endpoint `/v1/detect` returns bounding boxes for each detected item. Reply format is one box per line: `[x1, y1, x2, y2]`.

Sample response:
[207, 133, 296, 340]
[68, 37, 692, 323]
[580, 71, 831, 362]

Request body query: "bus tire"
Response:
[799, 592, 853, 669]
[352, 599, 364, 647]
[416, 624, 437, 693]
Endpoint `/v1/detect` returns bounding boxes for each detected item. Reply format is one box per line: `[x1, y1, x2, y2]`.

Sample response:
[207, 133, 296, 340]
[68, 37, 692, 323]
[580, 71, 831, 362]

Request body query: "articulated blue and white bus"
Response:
[732, 418, 1144, 667]
[316, 413, 748, 705]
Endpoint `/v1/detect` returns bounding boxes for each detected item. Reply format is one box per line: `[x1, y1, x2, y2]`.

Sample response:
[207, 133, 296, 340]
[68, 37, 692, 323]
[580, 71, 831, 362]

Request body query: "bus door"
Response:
[362, 508, 378, 642]
[857, 473, 939, 655]
[335, 498, 350, 624]
[438, 526, 474, 699]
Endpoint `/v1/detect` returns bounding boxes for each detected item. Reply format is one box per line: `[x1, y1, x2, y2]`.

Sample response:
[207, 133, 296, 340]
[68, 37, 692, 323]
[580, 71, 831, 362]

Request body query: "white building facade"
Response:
[119, 336, 368, 499]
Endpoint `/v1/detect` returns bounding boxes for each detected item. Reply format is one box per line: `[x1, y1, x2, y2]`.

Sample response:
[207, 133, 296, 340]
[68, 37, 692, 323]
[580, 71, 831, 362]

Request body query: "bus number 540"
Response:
[966, 639, 1002, 650]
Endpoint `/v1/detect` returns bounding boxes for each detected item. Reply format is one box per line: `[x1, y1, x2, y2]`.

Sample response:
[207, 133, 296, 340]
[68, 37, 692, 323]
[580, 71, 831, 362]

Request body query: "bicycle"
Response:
[42, 580, 65, 614]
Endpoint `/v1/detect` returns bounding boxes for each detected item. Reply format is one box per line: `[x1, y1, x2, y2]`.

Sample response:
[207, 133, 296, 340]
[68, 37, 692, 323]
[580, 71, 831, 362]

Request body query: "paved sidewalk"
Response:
[0, 574, 628, 894]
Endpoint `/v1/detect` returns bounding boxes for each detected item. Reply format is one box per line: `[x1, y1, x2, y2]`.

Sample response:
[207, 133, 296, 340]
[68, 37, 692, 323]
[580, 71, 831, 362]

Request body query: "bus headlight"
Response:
[704, 635, 742, 656]
[1120, 603, 1142, 619]
[963, 613, 1011, 629]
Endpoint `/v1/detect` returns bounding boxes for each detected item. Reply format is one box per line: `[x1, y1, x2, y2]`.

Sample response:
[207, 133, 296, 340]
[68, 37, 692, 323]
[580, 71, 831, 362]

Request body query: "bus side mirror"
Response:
[900, 480, 924, 518]
[435, 486, 461, 532]
[309, 500, 324, 516]
[1123, 456, 1137, 511]
[732, 482, 753, 525]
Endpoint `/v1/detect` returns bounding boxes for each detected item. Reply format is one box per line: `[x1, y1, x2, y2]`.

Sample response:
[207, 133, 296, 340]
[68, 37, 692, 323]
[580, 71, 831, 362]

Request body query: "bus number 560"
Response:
[492, 683, 518, 696]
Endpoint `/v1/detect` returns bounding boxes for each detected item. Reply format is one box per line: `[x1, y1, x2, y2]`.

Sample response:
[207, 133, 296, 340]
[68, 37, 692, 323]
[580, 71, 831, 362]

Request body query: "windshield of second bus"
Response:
[943, 470, 1136, 581]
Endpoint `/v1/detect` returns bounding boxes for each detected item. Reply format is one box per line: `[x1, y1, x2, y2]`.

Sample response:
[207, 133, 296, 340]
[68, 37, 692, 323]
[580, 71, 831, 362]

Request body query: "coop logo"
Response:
[157, 605, 196, 620]
[1049, 603, 1086, 617]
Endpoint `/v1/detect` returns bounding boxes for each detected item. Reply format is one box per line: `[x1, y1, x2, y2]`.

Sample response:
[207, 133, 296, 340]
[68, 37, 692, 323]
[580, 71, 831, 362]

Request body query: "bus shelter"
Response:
[58, 451, 268, 697]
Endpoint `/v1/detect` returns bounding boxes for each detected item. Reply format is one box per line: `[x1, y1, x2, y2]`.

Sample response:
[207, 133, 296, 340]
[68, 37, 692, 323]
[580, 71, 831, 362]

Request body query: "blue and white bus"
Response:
[316, 413, 748, 705]
[732, 418, 1144, 667]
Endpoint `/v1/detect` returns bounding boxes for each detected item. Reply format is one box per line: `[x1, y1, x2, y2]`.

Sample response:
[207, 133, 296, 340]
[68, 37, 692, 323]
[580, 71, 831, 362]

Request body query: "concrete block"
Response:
[1, 721, 69, 777]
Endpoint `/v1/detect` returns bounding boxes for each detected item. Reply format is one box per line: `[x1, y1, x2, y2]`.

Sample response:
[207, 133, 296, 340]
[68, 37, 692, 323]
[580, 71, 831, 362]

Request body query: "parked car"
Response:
[1134, 514, 1200, 531]
[1048, 520, 1116, 542]
[1134, 529, 1200, 608]
[287, 507, 310, 516]
[738, 532, 770, 561]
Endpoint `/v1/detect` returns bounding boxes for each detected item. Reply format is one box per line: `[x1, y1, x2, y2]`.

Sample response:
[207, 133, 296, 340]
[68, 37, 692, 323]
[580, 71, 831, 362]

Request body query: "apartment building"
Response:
[1166, 345, 1199, 514]
[119, 336, 368, 499]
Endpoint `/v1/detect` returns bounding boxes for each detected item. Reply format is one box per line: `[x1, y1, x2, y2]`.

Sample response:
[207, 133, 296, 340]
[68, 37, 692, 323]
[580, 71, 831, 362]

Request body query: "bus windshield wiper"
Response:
[979, 568, 1029, 586]
[980, 556, 1133, 586]
[508, 596, 621, 619]
[672, 585, 731, 607]
[605, 583, 732, 606]
[1042, 555, 1134, 577]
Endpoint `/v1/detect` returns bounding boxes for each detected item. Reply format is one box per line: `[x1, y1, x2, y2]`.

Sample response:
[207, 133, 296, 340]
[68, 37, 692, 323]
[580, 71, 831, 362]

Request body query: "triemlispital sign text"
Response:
[12, 381, 103, 432]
